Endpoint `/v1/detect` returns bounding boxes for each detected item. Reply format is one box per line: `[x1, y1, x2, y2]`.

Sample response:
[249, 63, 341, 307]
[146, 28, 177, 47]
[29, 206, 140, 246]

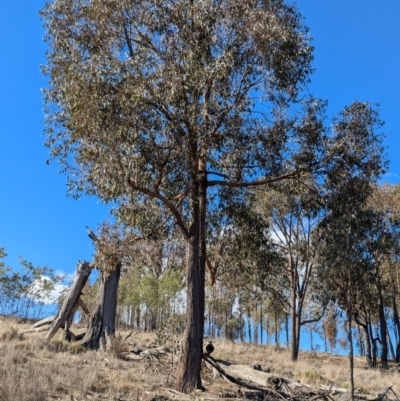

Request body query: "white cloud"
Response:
[29, 275, 69, 305]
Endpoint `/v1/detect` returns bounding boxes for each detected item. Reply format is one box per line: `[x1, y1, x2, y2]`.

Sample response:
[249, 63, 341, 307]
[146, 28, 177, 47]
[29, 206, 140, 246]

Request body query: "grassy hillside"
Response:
[0, 316, 399, 401]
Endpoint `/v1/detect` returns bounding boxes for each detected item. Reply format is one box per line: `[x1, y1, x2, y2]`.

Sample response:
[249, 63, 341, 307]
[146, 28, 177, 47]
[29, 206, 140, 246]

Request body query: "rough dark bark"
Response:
[363, 324, 373, 368]
[136, 305, 141, 330]
[372, 337, 378, 368]
[239, 310, 244, 343]
[378, 293, 388, 369]
[45, 261, 92, 340]
[396, 343, 400, 364]
[175, 158, 206, 392]
[347, 307, 354, 400]
[248, 314, 252, 344]
[81, 264, 121, 350]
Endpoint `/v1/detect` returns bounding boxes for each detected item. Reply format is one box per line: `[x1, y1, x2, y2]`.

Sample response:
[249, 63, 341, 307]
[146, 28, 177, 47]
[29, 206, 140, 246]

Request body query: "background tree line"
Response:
[3, 180, 400, 397]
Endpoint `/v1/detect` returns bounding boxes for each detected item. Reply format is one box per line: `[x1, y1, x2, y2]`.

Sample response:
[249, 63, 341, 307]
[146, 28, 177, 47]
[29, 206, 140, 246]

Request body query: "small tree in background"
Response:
[317, 102, 387, 399]
[0, 248, 63, 319]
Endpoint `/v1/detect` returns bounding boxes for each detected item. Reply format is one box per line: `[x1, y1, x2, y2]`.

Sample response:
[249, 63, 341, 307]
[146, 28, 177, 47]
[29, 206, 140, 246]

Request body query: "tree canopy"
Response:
[40, 0, 386, 392]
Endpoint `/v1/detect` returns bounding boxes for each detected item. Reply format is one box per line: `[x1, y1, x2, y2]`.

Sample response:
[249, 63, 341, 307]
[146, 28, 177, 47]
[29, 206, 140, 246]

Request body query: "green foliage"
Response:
[225, 318, 240, 342]
[117, 259, 184, 331]
[0, 248, 63, 319]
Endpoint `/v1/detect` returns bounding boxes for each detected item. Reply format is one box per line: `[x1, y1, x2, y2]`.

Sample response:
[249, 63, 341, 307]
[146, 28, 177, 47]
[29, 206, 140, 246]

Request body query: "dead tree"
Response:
[45, 261, 92, 340]
[80, 262, 121, 350]
[80, 224, 123, 350]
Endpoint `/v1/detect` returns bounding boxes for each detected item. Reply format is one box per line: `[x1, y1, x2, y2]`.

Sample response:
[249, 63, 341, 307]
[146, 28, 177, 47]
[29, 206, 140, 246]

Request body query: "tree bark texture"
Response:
[347, 310, 354, 400]
[81, 264, 121, 350]
[362, 324, 373, 368]
[175, 157, 206, 392]
[378, 293, 388, 369]
[45, 261, 92, 340]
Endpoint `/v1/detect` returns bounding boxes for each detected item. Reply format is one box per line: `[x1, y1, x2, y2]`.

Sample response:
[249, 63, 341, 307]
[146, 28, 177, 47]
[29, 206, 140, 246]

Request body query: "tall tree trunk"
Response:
[347, 279, 354, 401]
[81, 264, 121, 350]
[369, 323, 378, 368]
[254, 304, 258, 345]
[392, 291, 400, 363]
[150, 310, 157, 331]
[136, 305, 141, 330]
[239, 309, 244, 342]
[175, 160, 206, 393]
[362, 324, 373, 368]
[290, 289, 298, 361]
[357, 326, 364, 357]
[296, 306, 303, 358]
[347, 313, 355, 401]
[225, 310, 228, 340]
[378, 293, 388, 369]
[285, 314, 289, 347]
[248, 315, 252, 343]
[372, 338, 378, 368]
[208, 307, 212, 338]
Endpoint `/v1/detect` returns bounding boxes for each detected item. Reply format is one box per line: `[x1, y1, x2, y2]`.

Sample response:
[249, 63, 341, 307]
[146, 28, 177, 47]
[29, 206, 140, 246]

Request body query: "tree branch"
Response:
[207, 171, 299, 188]
[300, 304, 327, 327]
[205, 170, 230, 180]
[126, 178, 189, 237]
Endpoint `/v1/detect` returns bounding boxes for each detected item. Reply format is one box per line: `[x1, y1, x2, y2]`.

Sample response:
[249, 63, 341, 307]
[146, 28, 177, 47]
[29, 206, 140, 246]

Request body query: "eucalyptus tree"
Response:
[209, 193, 286, 342]
[352, 279, 378, 367]
[129, 237, 185, 331]
[361, 185, 400, 367]
[369, 183, 400, 356]
[317, 102, 386, 399]
[0, 248, 62, 319]
[251, 178, 325, 360]
[40, 0, 382, 391]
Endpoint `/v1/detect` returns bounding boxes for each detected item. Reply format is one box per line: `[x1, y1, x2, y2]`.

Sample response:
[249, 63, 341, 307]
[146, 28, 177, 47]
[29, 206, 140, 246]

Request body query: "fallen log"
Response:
[202, 356, 399, 401]
[23, 325, 53, 334]
[203, 355, 290, 398]
[23, 316, 55, 332]
[31, 316, 55, 329]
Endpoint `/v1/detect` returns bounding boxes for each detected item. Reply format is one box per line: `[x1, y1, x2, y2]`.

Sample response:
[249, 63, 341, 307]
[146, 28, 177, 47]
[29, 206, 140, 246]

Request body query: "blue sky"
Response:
[0, 1, 399, 278]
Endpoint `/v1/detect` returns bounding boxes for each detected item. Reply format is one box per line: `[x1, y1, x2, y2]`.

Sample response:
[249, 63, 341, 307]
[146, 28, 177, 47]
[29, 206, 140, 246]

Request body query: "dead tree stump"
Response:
[45, 261, 92, 340]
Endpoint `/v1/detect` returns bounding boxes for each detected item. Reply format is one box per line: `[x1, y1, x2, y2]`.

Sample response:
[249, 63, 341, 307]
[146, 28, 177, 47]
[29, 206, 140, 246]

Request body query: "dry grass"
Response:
[209, 340, 400, 395]
[0, 316, 399, 400]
